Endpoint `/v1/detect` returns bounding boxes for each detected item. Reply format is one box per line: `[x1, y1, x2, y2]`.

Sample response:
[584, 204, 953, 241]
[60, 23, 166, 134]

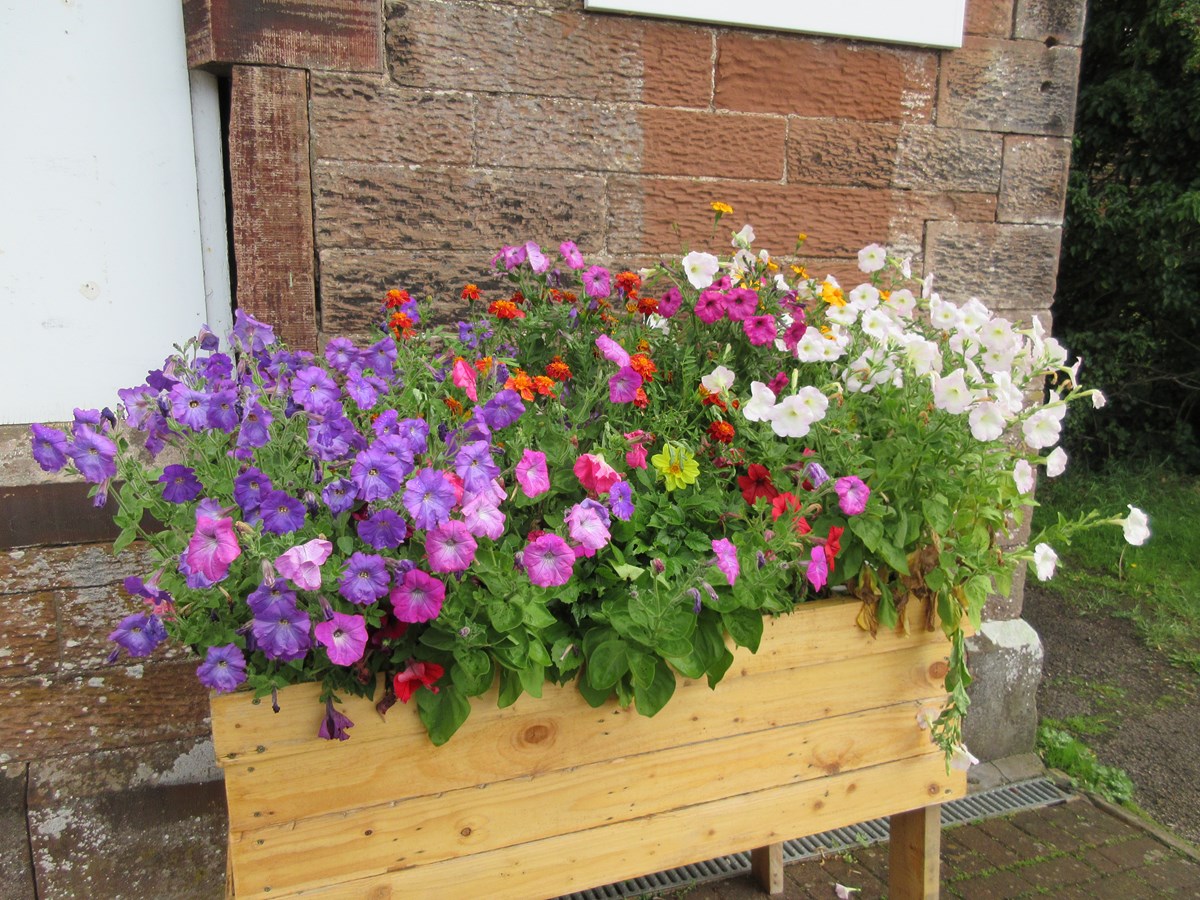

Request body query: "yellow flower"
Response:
[711, 201, 733, 216]
[651, 444, 700, 491]
[821, 282, 846, 307]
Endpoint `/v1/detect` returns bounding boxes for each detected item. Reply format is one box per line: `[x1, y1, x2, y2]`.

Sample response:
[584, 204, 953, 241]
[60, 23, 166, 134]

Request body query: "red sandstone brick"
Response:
[475, 96, 642, 173]
[716, 32, 937, 122]
[788, 119, 901, 188]
[998, 135, 1071, 224]
[642, 108, 786, 180]
[966, 0, 1015, 37]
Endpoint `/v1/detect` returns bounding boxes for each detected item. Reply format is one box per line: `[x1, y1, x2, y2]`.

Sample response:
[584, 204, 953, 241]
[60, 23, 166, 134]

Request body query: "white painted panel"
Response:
[584, 0, 966, 48]
[0, 1, 214, 424]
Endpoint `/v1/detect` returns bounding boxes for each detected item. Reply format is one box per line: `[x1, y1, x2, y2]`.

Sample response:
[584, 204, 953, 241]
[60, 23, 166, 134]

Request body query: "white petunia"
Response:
[968, 402, 1006, 442]
[1013, 459, 1035, 494]
[741, 381, 777, 422]
[932, 369, 975, 415]
[1091, 390, 1108, 409]
[732, 224, 756, 249]
[768, 395, 815, 438]
[1123, 506, 1151, 546]
[1022, 408, 1062, 450]
[857, 243, 887, 273]
[949, 744, 980, 772]
[1045, 447, 1068, 477]
[825, 303, 860, 327]
[958, 297, 992, 333]
[681, 251, 720, 290]
[795, 329, 830, 363]
[902, 336, 942, 377]
[794, 385, 830, 421]
[700, 365, 735, 394]
[860, 308, 898, 342]
[849, 284, 880, 309]
[1033, 543, 1058, 581]
[884, 288, 916, 319]
[929, 296, 961, 330]
[980, 345, 1017, 376]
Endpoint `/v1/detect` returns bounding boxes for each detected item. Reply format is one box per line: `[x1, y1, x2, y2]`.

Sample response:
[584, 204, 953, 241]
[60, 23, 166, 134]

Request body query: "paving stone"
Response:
[1135, 856, 1200, 893]
[1018, 853, 1098, 890]
[948, 825, 1027, 868]
[1079, 870, 1163, 899]
[943, 867, 1036, 899]
[978, 815, 1055, 857]
[1096, 836, 1174, 870]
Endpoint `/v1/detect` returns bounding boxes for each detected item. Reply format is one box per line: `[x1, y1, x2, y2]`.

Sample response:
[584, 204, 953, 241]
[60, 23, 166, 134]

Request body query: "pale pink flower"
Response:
[516, 449, 550, 498]
[275, 538, 333, 591]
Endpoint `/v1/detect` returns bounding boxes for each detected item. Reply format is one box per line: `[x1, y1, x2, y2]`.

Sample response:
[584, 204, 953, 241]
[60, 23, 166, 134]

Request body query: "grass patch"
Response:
[1037, 724, 1135, 803]
[1032, 462, 1200, 670]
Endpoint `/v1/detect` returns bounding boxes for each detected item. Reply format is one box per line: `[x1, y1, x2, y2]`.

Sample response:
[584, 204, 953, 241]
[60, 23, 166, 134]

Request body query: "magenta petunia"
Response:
[390, 569, 446, 622]
[657, 287, 683, 318]
[515, 448, 550, 498]
[608, 366, 643, 404]
[742, 314, 778, 346]
[806, 544, 828, 591]
[582, 265, 611, 299]
[559, 240, 585, 269]
[451, 357, 478, 401]
[724, 288, 760, 321]
[712, 538, 740, 586]
[834, 475, 871, 516]
[522, 533, 575, 587]
[315, 611, 368, 666]
[186, 516, 241, 583]
[693, 289, 727, 324]
[275, 538, 333, 591]
[573, 453, 623, 495]
[595, 334, 630, 367]
[425, 520, 478, 573]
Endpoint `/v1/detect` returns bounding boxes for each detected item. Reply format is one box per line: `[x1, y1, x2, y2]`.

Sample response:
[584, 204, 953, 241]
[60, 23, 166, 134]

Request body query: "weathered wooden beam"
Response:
[229, 65, 319, 350]
[183, 0, 382, 73]
[750, 842, 785, 896]
[889, 804, 943, 899]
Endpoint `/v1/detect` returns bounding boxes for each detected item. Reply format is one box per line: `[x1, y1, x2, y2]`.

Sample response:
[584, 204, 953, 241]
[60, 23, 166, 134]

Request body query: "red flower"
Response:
[824, 525, 844, 572]
[708, 420, 735, 444]
[393, 660, 444, 704]
[460, 284, 480, 301]
[770, 492, 800, 520]
[738, 463, 779, 505]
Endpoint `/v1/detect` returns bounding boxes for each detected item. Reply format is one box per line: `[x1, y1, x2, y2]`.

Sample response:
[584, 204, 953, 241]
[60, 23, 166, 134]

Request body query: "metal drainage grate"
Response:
[559, 777, 1072, 900]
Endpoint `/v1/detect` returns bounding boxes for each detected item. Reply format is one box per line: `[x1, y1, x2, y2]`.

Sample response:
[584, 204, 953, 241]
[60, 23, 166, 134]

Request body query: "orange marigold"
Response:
[443, 397, 464, 416]
[510, 290, 526, 305]
[461, 284, 480, 301]
[545, 357, 572, 381]
[475, 356, 494, 374]
[615, 271, 641, 297]
[384, 289, 411, 309]
[629, 353, 657, 382]
[708, 420, 735, 444]
[388, 311, 415, 340]
[488, 299, 525, 320]
[505, 370, 535, 401]
[633, 388, 649, 409]
[532, 375, 557, 398]
[637, 295, 660, 316]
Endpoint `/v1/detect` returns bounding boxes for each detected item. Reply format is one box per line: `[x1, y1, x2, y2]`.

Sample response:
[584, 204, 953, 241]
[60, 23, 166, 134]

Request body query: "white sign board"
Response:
[0, 1, 212, 424]
[584, 0, 966, 48]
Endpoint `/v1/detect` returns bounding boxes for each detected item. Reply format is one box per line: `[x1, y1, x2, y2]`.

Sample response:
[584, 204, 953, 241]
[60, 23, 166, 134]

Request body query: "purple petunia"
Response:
[338, 552, 391, 605]
[403, 468, 457, 531]
[357, 508, 408, 549]
[425, 520, 478, 573]
[259, 490, 306, 535]
[159, 465, 204, 503]
[481, 390, 524, 430]
[68, 429, 118, 483]
[608, 480, 635, 521]
[196, 644, 247, 693]
[206, 388, 239, 432]
[454, 441, 500, 495]
[108, 613, 167, 658]
[247, 580, 299, 618]
[30, 424, 69, 473]
[168, 384, 212, 431]
[252, 601, 312, 662]
[324, 337, 360, 374]
[351, 445, 407, 502]
[522, 533, 575, 587]
[608, 366, 643, 404]
[315, 611, 368, 666]
[230, 309, 276, 353]
[390, 569, 446, 623]
[233, 468, 273, 515]
[237, 401, 274, 449]
[292, 366, 341, 414]
[321, 477, 358, 516]
[318, 699, 354, 741]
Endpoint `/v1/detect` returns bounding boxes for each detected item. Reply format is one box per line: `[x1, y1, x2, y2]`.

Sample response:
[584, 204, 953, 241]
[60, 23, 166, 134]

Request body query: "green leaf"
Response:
[452, 648, 493, 695]
[586, 639, 629, 690]
[849, 515, 884, 553]
[921, 497, 953, 534]
[487, 599, 523, 633]
[611, 562, 646, 582]
[628, 649, 657, 689]
[497, 668, 523, 708]
[517, 662, 545, 699]
[111, 526, 139, 555]
[722, 607, 764, 653]
[576, 672, 611, 708]
[633, 660, 676, 717]
[878, 540, 910, 575]
[336, 535, 356, 556]
[877, 591, 899, 629]
[417, 683, 471, 746]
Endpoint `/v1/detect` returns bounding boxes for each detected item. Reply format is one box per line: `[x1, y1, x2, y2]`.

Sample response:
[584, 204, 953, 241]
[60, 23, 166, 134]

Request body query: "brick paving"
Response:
[641, 796, 1200, 899]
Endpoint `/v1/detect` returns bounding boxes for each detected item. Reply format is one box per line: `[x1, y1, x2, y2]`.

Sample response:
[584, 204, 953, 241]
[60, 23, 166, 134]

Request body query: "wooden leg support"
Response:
[750, 842, 785, 896]
[889, 805, 942, 899]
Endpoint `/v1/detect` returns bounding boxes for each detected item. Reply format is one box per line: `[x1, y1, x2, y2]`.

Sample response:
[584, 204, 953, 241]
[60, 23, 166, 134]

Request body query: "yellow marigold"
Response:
[791, 264, 808, 278]
[711, 201, 733, 215]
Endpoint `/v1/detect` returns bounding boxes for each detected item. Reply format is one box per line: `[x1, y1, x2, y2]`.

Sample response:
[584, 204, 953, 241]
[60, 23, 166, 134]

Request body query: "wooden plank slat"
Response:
[271, 753, 964, 899]
[229, 66, 319, 351]
[227, 699, 945, 894]
[220, 641, 951, 831]
[890, 804, 943, 899]
[751, 843, 784, 896]
[211, 599, 947, 763]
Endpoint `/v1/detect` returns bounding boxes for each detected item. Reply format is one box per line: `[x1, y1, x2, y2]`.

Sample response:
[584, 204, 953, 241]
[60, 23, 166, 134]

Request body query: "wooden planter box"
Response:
[211, 600, 966, 898]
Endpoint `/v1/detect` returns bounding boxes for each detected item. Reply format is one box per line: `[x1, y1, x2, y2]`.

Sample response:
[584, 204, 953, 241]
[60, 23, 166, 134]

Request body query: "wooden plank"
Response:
[183, 0, 382, 72]
[889, 804, 943, 899]
[0, 482, 162, 550]
[211, 600, 948, 763]
[226, 701, 945, 895]
[229, 66, 319, 351]
[266, 754, 965, 899]
[220, 642, 951, 831]
[751, 843, 784, 896]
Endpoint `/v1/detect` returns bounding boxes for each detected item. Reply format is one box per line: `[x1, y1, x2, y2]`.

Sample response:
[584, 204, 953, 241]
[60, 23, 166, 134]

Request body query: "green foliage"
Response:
[1037, 724, 1135, 803]
[1056, 0, 1200, 468]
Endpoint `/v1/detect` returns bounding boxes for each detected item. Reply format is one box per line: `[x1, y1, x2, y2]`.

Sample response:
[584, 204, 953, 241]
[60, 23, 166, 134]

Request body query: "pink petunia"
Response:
[524, 240, 550, 274]
[834, 476, 871, 516]
[522, 533, 576, 587]
[451, 358, 478, 402]
[712, 538, 739, 586]
[515, 448, 550, 498]
[608, 366, 643, 404]
[805, 544, 828, 591]
[186, 516, 241, 583]
[462, 494, 505, 540]
[693, 289, 727, 324]
[314, 611, 368, 666]
[566, 502, 611, 552]
[559, 240, 585, 270]
[742, 315, 778, 347]
[574, 453, 623, 495]
[275, 538, 333, 591]
[595, 334, 631, 367]
[425, 520, 478, 573]
[390, 569, 446, 622]
[626, 444, 648, 469]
